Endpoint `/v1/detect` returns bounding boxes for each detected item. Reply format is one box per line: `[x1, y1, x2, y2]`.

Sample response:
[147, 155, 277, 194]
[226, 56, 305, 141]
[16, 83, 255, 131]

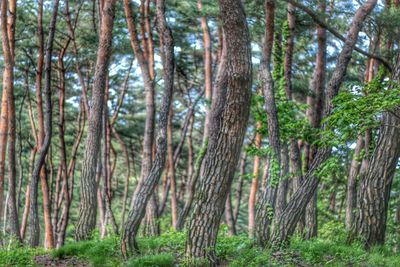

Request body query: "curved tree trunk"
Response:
[29, 0, 59, 247]
[75, 0, 117, 241]
[121, 0, 174, 256]
[352, 58, 400, 248]
[185, 0, 252, 263]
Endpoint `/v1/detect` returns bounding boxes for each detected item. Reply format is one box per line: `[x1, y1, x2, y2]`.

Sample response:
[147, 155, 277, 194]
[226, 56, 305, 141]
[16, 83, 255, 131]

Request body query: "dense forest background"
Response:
[0, 0, 399, 266]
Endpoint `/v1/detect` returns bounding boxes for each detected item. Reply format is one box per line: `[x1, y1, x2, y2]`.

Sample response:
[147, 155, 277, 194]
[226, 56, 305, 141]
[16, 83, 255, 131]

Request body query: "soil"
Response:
[35, 255, 89, 267]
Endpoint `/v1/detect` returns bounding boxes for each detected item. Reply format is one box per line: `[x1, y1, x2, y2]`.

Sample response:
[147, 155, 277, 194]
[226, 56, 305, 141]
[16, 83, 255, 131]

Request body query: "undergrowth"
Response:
[0, 221, 399, 266]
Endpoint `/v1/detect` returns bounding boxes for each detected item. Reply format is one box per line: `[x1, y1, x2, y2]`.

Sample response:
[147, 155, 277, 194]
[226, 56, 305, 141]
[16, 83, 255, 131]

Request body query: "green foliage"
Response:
[291, 221, 400, 267]
[52, 236, 121, 267]
[127, 253, 175, 267]
[322, 69, 400, 145]
[0, 246, 45, 267]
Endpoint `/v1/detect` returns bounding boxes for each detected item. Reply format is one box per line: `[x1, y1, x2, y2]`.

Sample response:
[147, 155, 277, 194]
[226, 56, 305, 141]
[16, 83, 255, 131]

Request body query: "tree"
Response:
[121, 0, 174, 256]
[352, 57, 400, 248]
[270, 0, 379, 246]
[185, 0, 252, 263]
[75, 0, 117, 241]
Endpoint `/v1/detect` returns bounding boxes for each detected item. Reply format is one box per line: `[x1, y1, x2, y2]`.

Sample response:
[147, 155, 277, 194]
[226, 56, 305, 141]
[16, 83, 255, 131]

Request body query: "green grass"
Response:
[0, 246, 45, 266]
[1, 223, 399, 267]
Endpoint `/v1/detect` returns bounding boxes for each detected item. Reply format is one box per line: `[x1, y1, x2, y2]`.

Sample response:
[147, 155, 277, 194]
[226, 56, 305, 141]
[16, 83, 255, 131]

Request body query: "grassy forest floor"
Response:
[1, 222, 399, 266]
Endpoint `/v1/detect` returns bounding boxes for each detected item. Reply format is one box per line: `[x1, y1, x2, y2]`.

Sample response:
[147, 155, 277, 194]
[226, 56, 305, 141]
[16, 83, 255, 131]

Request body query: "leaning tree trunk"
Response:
[123, 0, 159, 236]
[352, 58, 400, 248]
[121, 0, 174, 257]
[75, 0, 117, 241]
[270, 0, 378, 247]
[185, 0, 252, 264]
[29, 0, 59, 247]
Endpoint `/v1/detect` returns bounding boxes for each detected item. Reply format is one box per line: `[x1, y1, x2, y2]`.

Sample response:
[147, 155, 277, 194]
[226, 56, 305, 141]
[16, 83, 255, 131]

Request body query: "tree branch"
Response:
[287, 0, 392, 72]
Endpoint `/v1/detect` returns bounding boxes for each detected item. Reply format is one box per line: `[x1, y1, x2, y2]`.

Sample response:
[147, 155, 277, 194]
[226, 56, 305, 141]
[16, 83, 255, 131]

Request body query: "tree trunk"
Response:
[75, 0, 117, 241]
[275, 145, 290, 219]
[255, 0, 281, 247]
[345, 135, 364, 230]
[29, 0, 59, 248]
[271, 0, 378, 246]
[233, 153, 247, 223]
[352, 59, 400, 248]
[248, 129, 261, 238]
[198, 0, 212, 142]
[121, 0, 174, 256]
[185, 0, 252, 263]
[167, 105, 178, 228]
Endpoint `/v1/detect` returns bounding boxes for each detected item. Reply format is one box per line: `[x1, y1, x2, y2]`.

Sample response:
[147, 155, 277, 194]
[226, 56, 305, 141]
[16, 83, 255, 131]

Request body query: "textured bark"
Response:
[345, 136, 364, 230]
[255, 0, 281, 246]
[121, 0, 174, 256]
[185, 0, 252, 263]
[123, 0, 158, 235]
[75, 0, 117, 241]
[352, 59, 400, 248]
[271, 0, 378, 246]
[175, 139, 207, 231]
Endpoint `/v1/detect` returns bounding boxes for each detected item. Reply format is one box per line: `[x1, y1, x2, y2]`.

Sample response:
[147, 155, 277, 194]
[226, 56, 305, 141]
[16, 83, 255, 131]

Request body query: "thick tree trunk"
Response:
[270, 0, 378, 246]
[75, 0, 117, 241]
[352, 59, 400, 248]
[185, 0, 252, 263]
[121, 0, 174, 256]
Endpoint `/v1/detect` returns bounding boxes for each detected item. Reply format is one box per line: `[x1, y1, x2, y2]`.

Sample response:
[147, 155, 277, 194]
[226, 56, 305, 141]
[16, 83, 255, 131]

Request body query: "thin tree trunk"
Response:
[198, 0, 212, 143]
[167, 105, 178, 228]
[248, 129, 261, 238]
[345, 135, 364, 230]
[234, 153, 247, 224]
[224, 194, 236, 236]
